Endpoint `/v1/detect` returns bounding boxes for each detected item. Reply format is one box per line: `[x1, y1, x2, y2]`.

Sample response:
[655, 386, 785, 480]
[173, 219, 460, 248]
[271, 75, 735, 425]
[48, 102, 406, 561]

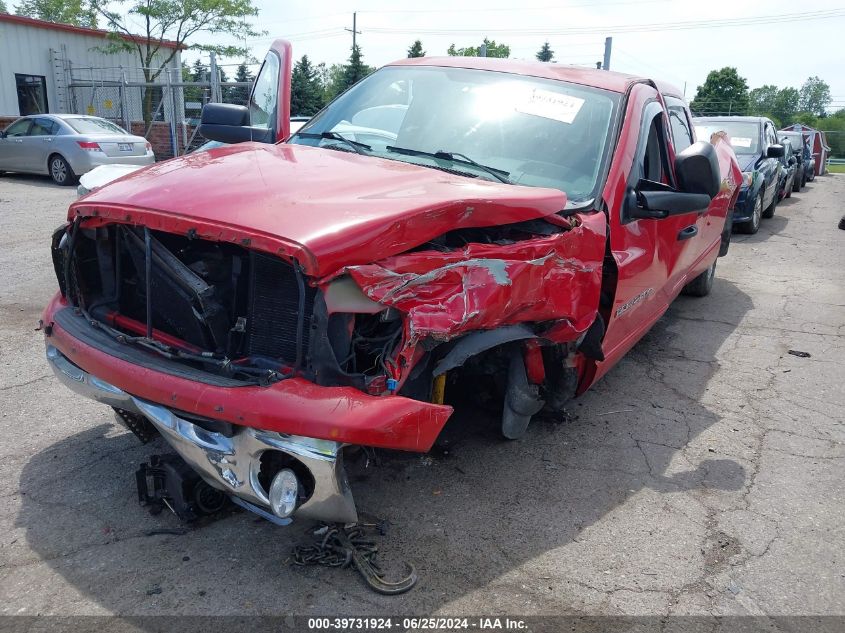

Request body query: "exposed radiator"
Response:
[246, 253, 316, 364]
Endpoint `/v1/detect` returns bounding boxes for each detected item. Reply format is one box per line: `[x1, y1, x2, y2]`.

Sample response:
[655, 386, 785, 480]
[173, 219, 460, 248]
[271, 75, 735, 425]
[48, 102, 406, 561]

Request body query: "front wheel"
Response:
[49, 155, 77, 186]
[682, 259, 716, 297]
[762, 187, 778, 219]
[739, 192, 763, 234]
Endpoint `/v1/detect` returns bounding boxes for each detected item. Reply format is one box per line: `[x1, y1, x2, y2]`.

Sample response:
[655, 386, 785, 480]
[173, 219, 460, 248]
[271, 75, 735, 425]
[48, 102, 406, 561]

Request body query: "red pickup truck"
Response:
[43, 41, 740, 525]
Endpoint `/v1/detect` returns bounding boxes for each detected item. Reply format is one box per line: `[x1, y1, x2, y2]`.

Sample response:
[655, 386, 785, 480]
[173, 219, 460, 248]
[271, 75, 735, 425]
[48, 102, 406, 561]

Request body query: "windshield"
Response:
[694, 121, 760, 155]
[289, 66, 619, 206]
[66, 117, 127, 135]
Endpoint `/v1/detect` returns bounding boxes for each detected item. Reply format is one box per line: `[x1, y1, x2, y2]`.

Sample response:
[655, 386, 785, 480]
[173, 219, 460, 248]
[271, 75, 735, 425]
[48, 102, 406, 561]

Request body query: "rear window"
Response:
[65, 117, 126, 135]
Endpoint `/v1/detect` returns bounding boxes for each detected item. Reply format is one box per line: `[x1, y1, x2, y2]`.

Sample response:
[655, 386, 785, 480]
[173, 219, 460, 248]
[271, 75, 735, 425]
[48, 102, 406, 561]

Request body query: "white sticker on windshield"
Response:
[731, 137, 753, 148]
[515, 89, 585, 124]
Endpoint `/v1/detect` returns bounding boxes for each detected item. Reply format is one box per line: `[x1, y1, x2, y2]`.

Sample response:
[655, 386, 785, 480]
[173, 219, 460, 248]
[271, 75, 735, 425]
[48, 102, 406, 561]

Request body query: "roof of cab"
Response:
[387, 56, 684, 98]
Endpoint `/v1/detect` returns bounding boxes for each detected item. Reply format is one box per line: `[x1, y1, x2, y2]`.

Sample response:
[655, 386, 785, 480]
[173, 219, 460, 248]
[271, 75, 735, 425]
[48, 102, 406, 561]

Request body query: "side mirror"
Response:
[628, 179, 712, 219]
[766, 144, 785, 158]
[0, 131, 6, 139]
[198, 103, 274, 145]
[675, 140, 720, 198]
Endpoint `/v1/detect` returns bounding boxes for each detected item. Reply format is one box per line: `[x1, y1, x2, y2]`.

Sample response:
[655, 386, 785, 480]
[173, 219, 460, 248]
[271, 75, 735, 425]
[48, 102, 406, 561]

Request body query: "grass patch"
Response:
[827, 163, 845, 173]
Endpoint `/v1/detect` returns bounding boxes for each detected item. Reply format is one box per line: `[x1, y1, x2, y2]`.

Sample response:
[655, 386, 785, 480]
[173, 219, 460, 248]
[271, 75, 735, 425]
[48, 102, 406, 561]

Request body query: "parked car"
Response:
[693, 116, 784, 234]
[776, 138, 797, 200]
[43, 41, 741, 526]
[0, 114, 154, 185]
[779, 130, 814, 187]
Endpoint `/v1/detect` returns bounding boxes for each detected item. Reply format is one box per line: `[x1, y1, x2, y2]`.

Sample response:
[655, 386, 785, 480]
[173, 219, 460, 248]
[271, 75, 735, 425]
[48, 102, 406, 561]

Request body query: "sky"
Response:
[185, 0, 845, 110]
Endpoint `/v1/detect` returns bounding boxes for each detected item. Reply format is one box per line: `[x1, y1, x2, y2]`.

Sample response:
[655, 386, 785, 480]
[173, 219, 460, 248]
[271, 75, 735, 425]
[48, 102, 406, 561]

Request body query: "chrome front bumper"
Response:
[46, 345, 357, 524]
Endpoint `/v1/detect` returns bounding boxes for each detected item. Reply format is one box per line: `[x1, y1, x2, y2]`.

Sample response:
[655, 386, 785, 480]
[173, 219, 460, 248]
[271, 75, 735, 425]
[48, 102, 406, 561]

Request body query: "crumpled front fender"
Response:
[335, 213, 607, 374]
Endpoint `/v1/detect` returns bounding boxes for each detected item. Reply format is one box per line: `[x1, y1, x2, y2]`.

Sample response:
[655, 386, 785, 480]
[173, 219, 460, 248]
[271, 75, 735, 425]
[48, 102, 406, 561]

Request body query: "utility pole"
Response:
[345, 12, 361, 49]
[209, 52, 220, 103]
[602, 36, 612, 71]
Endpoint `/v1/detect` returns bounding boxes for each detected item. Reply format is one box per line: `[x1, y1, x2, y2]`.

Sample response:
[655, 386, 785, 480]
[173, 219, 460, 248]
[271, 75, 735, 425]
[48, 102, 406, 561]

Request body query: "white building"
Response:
[0, 13, 182, 120]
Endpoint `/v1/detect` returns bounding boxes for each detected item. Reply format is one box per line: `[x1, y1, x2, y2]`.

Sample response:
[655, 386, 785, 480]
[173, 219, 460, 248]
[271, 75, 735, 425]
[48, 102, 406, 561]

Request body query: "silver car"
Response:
[0, 114, 154, 186]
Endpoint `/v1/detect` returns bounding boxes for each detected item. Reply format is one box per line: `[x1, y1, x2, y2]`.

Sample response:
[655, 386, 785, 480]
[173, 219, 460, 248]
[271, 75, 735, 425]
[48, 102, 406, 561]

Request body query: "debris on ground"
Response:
[292, 523, 417, 595]
[787, 350, 812, 358]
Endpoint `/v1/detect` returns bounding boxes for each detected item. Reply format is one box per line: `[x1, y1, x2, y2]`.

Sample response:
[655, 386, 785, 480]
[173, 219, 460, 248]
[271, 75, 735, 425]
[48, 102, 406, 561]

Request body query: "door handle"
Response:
[677, 225, 698, 241]
[14, 139, 22, 143]
[43, 138, 52, 142]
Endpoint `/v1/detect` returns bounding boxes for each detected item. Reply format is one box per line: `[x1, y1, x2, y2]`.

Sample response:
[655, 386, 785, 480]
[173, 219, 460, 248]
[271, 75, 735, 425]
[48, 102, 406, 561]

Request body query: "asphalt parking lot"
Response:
[0, 172, 843, 618]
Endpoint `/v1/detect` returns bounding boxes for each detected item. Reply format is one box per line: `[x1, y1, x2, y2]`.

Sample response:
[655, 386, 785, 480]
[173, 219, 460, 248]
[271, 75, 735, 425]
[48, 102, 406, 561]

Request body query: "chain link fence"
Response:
[67, 60, 253, 160]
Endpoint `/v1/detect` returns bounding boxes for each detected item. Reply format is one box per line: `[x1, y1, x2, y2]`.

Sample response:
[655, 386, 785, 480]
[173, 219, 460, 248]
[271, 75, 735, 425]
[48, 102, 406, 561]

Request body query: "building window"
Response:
[16, 74, 49, 115]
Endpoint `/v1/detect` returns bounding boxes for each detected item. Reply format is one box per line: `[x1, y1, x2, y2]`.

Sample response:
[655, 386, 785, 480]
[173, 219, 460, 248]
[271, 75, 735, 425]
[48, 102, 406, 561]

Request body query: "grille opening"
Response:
[63, 224, 314, 382]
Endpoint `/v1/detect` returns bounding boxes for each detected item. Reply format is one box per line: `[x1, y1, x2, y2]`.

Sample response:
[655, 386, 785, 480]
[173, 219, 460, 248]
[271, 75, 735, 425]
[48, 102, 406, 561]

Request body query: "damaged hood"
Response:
[72, 143, 567, 277]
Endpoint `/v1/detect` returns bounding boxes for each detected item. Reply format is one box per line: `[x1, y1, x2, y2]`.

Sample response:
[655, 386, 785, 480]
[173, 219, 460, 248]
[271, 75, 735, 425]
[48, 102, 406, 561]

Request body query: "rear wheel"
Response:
[47, 154, 76, 186]
[49, 154, 77, 186]
[739, 192, 763, 234]
[682, 259, 717, 297]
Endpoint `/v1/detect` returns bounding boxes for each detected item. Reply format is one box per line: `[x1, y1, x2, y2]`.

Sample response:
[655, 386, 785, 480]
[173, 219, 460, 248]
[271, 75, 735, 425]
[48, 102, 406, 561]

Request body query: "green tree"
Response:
[447, 38, 510, 58]
[407, 39, 425, 58]
[182, 58, 208, 105]
[341, 44, 370, 91]
[690, 67, 750, 116]
[291, 54, 324, 116]
[92, 0, 261, 125]
[1, 0, 10, 12]
[319, 63, 347, 103]
[229, 61, 254, 105]
[799, 76, 831, 117]
[15, 0, 97, 27]
[772, 87, 800, 126]
[749, 84, 778, 116]
[819, 109, 845, 158]
[536, 41, 554, 62]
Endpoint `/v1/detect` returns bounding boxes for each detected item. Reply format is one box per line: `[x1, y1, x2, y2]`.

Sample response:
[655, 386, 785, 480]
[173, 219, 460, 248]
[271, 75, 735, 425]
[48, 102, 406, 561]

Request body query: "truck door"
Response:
[587, 84, 709, 385]
[665, 98, 724, 281]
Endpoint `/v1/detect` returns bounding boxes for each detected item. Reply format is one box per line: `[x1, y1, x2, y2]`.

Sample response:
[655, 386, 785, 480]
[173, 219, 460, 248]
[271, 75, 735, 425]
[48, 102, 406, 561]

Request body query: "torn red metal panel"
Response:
[339, 213, 606, 374]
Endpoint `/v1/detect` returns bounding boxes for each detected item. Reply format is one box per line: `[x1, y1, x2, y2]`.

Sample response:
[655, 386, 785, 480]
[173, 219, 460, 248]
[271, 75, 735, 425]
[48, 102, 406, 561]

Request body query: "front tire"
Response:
[682, 259, 716, 297]
[762, 186, 778, 219]
[49, 155, 76, 186]
[739, 192, 763, 234]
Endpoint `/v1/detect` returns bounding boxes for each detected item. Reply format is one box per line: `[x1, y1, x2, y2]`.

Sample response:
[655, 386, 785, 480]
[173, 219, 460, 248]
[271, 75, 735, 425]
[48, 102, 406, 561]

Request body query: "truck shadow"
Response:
[16, 277, 752, 616]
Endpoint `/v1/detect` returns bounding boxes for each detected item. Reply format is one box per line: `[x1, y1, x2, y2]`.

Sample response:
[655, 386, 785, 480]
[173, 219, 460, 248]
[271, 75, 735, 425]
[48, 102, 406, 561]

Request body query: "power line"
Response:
[357, 0, 669, 14]
[364, 8, 845, 37]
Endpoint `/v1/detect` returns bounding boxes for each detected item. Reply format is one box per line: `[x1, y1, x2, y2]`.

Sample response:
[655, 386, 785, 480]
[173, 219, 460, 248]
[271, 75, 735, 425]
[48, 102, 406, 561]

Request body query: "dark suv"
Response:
[693, 116, 784, 234]
[779, 130, 814, 189]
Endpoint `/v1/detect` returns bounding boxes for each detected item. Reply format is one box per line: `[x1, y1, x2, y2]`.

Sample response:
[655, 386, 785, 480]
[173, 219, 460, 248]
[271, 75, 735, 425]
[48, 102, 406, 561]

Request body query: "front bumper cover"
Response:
[42, 296, 452, 452]
[47, 344, 356, 523]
